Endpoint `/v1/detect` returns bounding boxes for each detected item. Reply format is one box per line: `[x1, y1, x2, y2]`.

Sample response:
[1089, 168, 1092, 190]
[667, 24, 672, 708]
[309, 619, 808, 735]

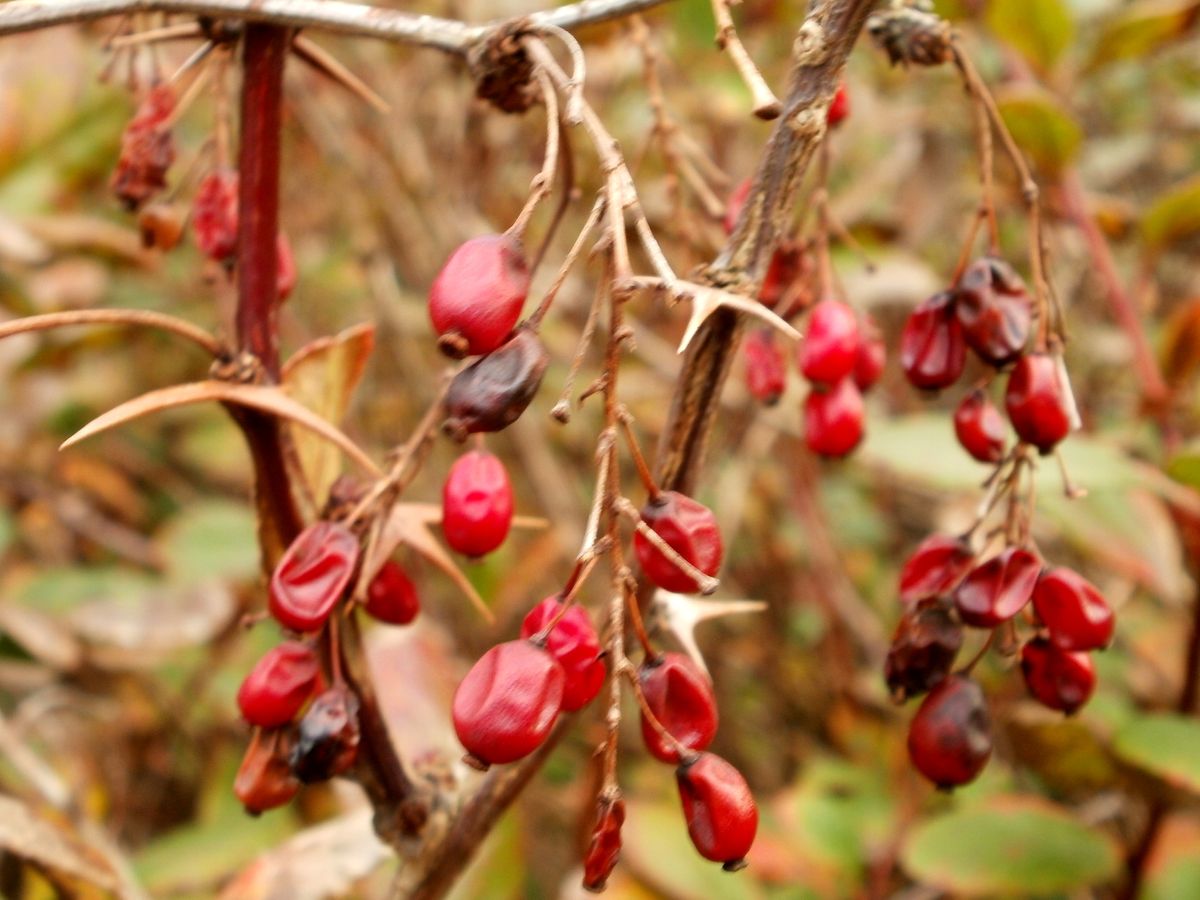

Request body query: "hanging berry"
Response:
[364, 560, 420, 626]
[676, 752, 758, 870]
[743, 327, 787, 406]
[826, 82, 850, 128]
[1020, 638, 1096, 714]
[237, 641, 323, 728]
[906, 675, 992, 789]
[1005, 353, 1072, 454]
[269, 521, 360, 632]
[441, 450, 514, 558]
[954, 258, 1031, 367]
[519, 596, 606, 712]
[799, 300, 860, 386]
[192, 168, 240, 263]
[633, 491, 724, 594]
[442, 327, 549, 441]
[898, 534, 975, 605]
[582, 794, 626, 892]
[234, 733, 299, 815]
[289, 685, 361, 783]
[639, 652, 719, 763]
[853, 318, 887, 392]
[428, 234, 530, 358]
[1031, 567, 1114, 651]
[954, 390, 1006, 464]
[952, 547, 1041, 628]
[884, 601, 963, 702]
[111, 83, 176, 211]
[803, 378, 865, 458]
[900, 292, 966, 391]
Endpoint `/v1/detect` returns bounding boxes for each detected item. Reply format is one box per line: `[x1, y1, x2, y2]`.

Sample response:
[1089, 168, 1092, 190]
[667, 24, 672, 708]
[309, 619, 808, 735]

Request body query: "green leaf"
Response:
[901, 797, 1120, 895]
[160, 501, 260, 584]
[987, 0, 1075, 70]
[1088, 1, 1200, 68]
[1141, 175, 1200, 256]
[1113, 714, 1200, 794]
[995, 85, 1083, 174]
[788, 760, 897, 877]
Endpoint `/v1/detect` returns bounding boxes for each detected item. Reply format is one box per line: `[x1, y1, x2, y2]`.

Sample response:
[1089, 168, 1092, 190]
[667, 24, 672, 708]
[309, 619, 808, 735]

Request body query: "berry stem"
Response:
[618, 408, 660, 499]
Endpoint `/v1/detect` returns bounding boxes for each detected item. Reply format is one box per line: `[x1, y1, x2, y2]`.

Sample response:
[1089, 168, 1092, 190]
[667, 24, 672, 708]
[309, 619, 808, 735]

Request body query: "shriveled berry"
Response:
[743, 327, 787, 406]
[276, 233, 297, 301]
[676, 753, 758, 870]
[639, 652, 719, 764]
[803, 379, 864, 458]
[442, 327, 548, 441]
[906, 675, 992, 789]
[900, 292, 966, 391]
[582, 794, 625, 892]
[723, 178, 752, 235]
[1020, 638, 1096, 714]
[1031, 567, 1114, 652]
[898, 534, 975, 605]
[884, 601, 963, 702]
[111, 84, 176, 210]
[441, 450, 514, 558]
[137, 202, 185, 250]
[452, 640, 564, 768]
[955, 258, 1031, 367]
[827, 82, 850, 127]
[364, 560, 420, 626]
[1005, 353, 1071, 454]
[954, 390, 1006, 464]
[234, 731, 299, 815]
[953, 547, 1040, 628]
[269, 521, 360, 632]
[799, 301, 859, 385]
[289, 685, 360, 783]
[853, 318, 886, 391]
[429, 234, 529, 358]
[193, 168, 239, 263]
[237, 641, 322, 727]
[520, 597, 605, 712]
[633, 491, 723, 594]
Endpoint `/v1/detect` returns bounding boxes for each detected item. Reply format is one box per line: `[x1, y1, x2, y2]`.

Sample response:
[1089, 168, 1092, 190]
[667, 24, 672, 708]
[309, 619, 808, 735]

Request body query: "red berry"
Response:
[1005, 353, 1072, 455]
[442, 327, 549, 441]
[111, 83, 176, 210]
[743, 327, 787, 406]
[758, 241, 805, 309]
[676, 753, 758, 870]
[364, 560, 420, 626]
[898, 534, 975, 605]
[634, 491, 723, 594]
[954, 390, 1006, 464]
[803, 378, 864, 458]
[1031, 567, 1114, 652]
[520, 597, 605, 712]
[952, 547, 1040, 628]
[639, 652, 719, 763]
[955, 258, 1031, 367]
[582, 794, 625, 892]
[853, 318, 886, 391]
[237, 641, 322, 727]
[193, 168, 239, 263]
[723, 178, 752, 235]
[906, 675, 992, 789]
[900, 292, 966, 391]
[799, 301, 859, 385]
[429, 234, 529, 358]
[827, 82, 850, 127]
[441, 450, 514, 557]
[234, 731, 299, 815]
[452, 640, 564, 768]
[276, 232, 297, 301]
[289, 685, 360, 783]
[884, 601, 963, 702]
[269, 521, 360, 632]
[1020, 638, 1096, 714]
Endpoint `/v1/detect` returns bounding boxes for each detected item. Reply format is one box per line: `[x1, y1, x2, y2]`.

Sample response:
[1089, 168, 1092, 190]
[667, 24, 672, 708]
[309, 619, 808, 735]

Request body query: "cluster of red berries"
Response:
[233, 520, 420, 813]
[887, 533, 1113, 788]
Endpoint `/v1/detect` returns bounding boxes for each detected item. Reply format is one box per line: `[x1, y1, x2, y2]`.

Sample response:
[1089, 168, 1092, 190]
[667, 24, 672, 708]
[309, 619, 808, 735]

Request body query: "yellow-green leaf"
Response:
[1141, 175, 1200, 256]
[1114, 714, 1200, 794]
[1088, 1, 1200, 68]
[987, 0, 1075, 71]
[995, 85, 1083, 174]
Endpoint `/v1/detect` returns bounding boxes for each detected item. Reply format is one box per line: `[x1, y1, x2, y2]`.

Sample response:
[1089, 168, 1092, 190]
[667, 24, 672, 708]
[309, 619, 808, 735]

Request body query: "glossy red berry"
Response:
[639, 652, 719, 763]
[276, 232, 297, 301]
[898, 534, 975, 605]
[955, 259, 1031, 367]
[803, 379, 864, 458]
[520, 597, 605, 712]
[452, 640, 564, 768]
[799, 301, 859, 385]
[237, 641, 322, 727]
[442, 327, 548, 441]
[723, 178, 752, 235]
[853, 319, 886, 391]
[826, 83, 850, 127]
[900, 292, 966, 391]
[269, 521, 360, 632]
[1005, 353, 1072, 454]
[428, 234, 530, 358]
[441, 450, 514, 558]
[364, 560, 420, 626]
[1020, 638, 1096, 714]
[633, 491, 723, 594]
[676, 753, 758, 870]
[954, 390, 1006, 464]
[582, 794, 625, 892]
[111, 83, 176, 210]
[192, 168, 239, 263]
[234, 731, 299, 815]
[906, 675, 992, 789]
[952, 547, 1040, 628]
[289, 685, 360, 783]
[743, 328, 787, 406]
[1031, 567, 1114, 652]
[884, 601, 963, 702]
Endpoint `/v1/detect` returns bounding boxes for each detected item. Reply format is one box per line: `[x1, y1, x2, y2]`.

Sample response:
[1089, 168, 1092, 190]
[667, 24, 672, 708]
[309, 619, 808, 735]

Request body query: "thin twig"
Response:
[710, 0, 781, 119]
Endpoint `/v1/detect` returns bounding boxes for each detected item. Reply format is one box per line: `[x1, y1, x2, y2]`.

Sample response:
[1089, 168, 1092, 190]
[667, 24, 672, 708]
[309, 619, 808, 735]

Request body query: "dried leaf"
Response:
[0, 603, 84, 671]
[1162, 298, 1200, 388]
[0, 795, 117, 895]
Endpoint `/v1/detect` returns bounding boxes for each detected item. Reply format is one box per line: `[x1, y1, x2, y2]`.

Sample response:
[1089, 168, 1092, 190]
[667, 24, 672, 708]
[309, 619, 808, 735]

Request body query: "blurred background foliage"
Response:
[0, 0, 1198, 896]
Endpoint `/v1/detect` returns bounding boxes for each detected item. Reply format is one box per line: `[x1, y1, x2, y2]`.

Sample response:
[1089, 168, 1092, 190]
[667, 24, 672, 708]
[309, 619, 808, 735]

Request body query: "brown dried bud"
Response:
[289, 685, 360, 783]
[868, 2, 953, 68]
[234, 730, 299, 815]
[884, 600, 963, 702]
[137, 202, 185, 251]
[582, 793, 625, 892]
[442, 326, 548, 442]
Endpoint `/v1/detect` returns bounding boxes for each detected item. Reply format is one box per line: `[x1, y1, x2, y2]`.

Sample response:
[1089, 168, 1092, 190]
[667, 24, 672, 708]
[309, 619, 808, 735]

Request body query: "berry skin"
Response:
[955, 258, 1031, 367]
[289, 685, 360, 783]
[804, 379, 865, 458]
[237, 641, 322, 728]
[441, 450, 514, 558]
[827, 82, 850, 127]
[442, 327, 548, 441]
[1031, 567, 1114, 652]
[954, 390, 1006, 464]
[952, 547, 1041, 628]
[1005, 353, 1072, 454]
[884, 601, 963, 702]
[364, 560, 420, 626]
[582, 794, 625, 892]
[898, 534, 975, 605]
[111, 83, 176, 211]
[676, 753, 758, 870]
[639, 652, 719, 764]
[634, 491, 723, 594]
[757, 241, 805, 309]
[906, 675, 993, 789]
[520, 597, 605, 712]
[743, 327, 787, 406]
[192, 168, 240, 263]
[799, 301, 860, 385]
[853, 319, 887, 392]
[900, 292, 966, 391]
[1020, 638, 1096, 714]
[234, 731, 299, 815]
[428, 234, 530, 358]
[269, 521, 360, 632]
[452, 640, 565, 768]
